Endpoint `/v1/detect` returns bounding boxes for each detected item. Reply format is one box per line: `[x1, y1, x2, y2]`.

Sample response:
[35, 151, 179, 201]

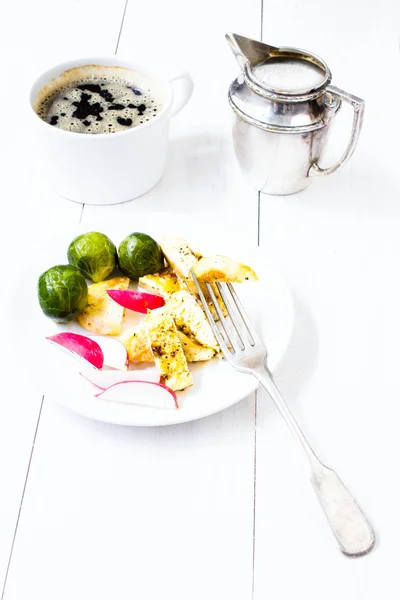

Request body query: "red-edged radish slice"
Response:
[95, 380, 178, 409]
[107, 289, 165, 314]
[46, 332, 104, 370]
[80, 368, 160, 390]
[85, 335, 128, 371]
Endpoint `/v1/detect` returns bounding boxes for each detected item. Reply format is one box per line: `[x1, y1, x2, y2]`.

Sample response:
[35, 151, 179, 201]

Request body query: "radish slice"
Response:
[107, 289, 165, 314]
[80, 368, 160, 390]
[85, 335, 128, 371]
[95, 380, 178, 409]
[46, 332, 104, 370]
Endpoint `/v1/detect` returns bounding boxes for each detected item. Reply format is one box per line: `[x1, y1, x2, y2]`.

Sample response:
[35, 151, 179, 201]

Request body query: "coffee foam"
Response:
[33, 65, 164, 134]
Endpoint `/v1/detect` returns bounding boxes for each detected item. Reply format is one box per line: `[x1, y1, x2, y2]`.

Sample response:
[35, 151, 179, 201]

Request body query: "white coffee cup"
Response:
[29, 57, 193, 205]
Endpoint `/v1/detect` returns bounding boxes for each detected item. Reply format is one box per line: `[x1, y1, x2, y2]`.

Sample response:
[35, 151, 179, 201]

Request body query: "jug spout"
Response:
[225, 33, 278, 69]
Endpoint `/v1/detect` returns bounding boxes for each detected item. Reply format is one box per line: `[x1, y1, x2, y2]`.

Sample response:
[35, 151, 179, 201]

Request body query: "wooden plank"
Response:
[4, 397, 256, 600]
[0, 0, 126, 591]
[254, 0, 400, 597]
[4, 1, 263, 600]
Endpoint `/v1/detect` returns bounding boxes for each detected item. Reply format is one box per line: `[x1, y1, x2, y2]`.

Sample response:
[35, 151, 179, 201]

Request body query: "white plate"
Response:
[11, 213, 294, 426]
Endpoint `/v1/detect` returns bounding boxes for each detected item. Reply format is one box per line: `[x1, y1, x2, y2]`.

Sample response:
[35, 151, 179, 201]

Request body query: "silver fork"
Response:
[191, 270, 375, 557]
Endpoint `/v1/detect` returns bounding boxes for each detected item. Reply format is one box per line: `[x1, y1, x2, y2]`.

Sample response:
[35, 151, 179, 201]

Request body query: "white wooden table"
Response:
[1, 0, 400, 597]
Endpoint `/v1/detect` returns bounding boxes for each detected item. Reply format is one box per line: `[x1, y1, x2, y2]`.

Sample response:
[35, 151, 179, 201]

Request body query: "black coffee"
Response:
[34, 65, 163, 134]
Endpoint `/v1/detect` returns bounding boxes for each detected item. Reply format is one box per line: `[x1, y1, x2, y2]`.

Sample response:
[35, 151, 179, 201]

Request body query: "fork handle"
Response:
[253, 364, 375, 556]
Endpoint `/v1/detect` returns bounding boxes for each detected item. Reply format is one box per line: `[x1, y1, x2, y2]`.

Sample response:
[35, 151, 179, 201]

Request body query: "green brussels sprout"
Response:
[38, 265, 88, 323]
[118, 232, 164, 280]
[67, 232, 116, 282]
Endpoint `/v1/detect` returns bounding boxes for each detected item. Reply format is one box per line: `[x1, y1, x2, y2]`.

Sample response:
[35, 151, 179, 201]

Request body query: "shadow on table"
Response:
[282, 160, 400, 221]
[257, 293, 319, 422]
[119, 133, 246, 215]
[53, 394, 255, 451]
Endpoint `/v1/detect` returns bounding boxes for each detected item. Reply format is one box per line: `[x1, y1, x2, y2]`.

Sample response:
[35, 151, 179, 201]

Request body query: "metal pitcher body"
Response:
[226, 34, 365, 196]
[232, 118, 328, 195]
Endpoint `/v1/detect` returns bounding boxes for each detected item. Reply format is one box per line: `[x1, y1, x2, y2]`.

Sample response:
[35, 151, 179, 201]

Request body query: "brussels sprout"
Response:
[118, 232, 164, 280]
[38, 265, 88, 323]
[67, 232, 116, 282]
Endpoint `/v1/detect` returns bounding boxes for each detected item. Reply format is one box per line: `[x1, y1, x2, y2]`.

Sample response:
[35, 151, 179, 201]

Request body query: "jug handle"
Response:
[309, 85, 365, 178]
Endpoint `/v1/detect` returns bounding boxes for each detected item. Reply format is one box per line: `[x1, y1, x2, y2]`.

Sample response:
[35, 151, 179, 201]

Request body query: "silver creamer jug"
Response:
[226, 34, 365, 195]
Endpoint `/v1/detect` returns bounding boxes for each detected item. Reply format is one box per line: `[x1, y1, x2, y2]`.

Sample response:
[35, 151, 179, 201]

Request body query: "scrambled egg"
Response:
[120, 325, 215, 364]
[119, 325, 154, 363]
[157, 238, 227, 318]
[145, 307, 193, 391]
[160, 236, 199, 296]
[160, 236, 197, 278]
[138, 267, 186, 297]
[193, 255, 258, 283]
[77, 276, 129, 335]
[167, 290, 219, 351]
[178, 332, 215, 362]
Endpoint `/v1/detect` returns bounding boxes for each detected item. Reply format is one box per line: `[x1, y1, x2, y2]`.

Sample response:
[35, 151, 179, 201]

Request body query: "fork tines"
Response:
[190, 269, 258, 356]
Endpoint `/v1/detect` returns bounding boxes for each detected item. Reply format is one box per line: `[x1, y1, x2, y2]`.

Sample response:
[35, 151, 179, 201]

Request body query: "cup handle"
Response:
[168, 70, 194, 118]
[309, 85, 365, 178]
